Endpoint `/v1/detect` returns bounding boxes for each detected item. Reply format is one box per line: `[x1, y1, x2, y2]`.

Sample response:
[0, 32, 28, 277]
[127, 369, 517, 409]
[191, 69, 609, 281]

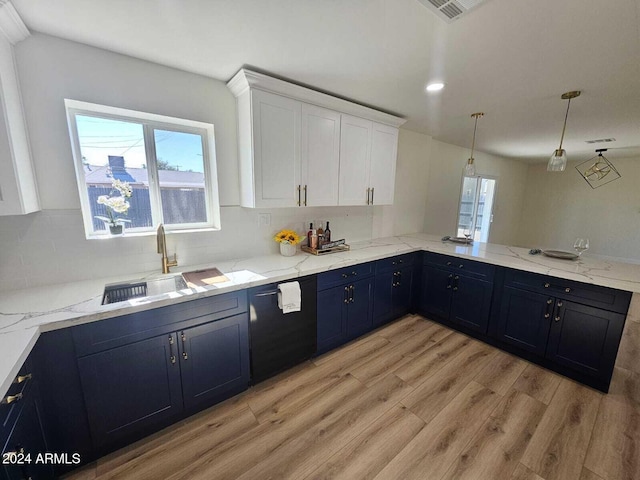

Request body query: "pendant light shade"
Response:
[547, 91, 580, 172]
[576, 149, 621, 188]
[464, 112, 484, 177]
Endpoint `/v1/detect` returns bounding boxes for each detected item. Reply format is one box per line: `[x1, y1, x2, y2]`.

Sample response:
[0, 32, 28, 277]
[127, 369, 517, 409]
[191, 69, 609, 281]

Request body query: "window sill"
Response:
[86, 226, 220, 240]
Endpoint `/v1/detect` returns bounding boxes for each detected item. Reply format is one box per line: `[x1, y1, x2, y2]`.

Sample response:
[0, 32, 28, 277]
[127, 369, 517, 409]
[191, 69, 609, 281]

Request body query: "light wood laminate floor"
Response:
[65, 315, 640, 480]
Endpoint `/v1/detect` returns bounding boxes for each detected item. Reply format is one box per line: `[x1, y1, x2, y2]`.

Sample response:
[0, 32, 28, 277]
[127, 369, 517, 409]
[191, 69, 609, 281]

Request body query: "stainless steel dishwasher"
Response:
[248, 275, 317, 384]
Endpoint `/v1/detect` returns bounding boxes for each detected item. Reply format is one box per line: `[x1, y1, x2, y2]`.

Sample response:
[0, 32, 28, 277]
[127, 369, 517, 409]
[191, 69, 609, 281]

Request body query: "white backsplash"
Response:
[0, 206, 375, 291]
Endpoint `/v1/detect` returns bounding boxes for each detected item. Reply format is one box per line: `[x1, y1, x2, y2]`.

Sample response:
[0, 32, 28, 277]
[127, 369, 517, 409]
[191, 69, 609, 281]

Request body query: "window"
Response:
[457, 175, 497, 243]
[65, 100, 220, 238]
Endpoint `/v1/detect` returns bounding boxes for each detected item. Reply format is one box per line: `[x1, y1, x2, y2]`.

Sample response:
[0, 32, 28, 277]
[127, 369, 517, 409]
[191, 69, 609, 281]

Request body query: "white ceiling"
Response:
[12, 0, 640, 162]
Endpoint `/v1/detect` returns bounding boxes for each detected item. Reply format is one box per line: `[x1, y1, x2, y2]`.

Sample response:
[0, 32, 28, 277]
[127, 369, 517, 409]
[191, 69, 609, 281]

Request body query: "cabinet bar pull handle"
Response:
[371, 187, 374, 205]
[349, 285, 355, 303]
[446, 274, 453, 289]
[182, 351, 188, 360]
[2, 393, 23, 405]
[297, 185, 301, 206]
[304, 185, 307, 206]
[169, 335, 176, 365]
[397, 271, 402, 286]
[344, 286, 349, 304]
[393, 272, 398, 287]
[366, 188, 370, 205]
[181, 332, 186, 343]
[15, 373, 32, 384]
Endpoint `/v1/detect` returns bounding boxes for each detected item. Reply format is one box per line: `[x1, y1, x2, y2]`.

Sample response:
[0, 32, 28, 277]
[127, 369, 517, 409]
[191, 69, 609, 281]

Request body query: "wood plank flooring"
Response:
[64, 315, 640, 480]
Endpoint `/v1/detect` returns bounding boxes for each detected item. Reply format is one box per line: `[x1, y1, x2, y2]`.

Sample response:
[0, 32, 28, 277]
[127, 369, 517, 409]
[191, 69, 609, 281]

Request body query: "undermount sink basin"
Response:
[101, 275, 188, 305]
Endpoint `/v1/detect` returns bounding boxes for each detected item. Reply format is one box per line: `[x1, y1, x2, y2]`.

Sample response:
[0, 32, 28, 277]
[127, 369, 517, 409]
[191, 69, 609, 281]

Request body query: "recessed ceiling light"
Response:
[426, 82, 445, 92]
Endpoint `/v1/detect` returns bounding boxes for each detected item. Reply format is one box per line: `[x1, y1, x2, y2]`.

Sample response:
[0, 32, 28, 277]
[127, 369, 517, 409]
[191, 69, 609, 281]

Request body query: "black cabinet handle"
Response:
[181, 332, 188, 361]
[554, 300, 565, 322]
[543, 298, 554, 321]
[446, 273, 453, 289]
[392, 272, 398, 287]
[397, 271, 402, 286]
[344, 286, 349, 304]
[341, 273, 348, 279]
[349, 285, 355, 303]
[452, 275, 459, 291]
[304, 185, 307, 206]
[297, 185, 301, 206]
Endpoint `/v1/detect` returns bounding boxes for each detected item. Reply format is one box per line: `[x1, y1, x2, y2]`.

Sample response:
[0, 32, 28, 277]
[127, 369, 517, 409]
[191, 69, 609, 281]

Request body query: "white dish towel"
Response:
[278, 281, 301, 314]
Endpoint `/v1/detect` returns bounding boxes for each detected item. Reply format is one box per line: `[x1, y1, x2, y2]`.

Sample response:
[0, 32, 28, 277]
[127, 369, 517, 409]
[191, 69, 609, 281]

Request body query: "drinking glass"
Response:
[463, 226, 472, 243]
[574, 238, 590, 256]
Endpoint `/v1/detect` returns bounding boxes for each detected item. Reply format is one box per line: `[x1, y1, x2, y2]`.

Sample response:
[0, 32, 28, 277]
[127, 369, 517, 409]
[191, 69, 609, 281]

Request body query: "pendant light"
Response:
[575, 149, 622, 188]
[547, 90, 581, 172]
[464, 112, 484, 177]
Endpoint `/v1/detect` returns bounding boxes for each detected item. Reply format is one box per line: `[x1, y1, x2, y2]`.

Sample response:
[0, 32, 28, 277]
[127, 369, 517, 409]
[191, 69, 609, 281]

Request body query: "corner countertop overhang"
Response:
[2, 233, 640, 399]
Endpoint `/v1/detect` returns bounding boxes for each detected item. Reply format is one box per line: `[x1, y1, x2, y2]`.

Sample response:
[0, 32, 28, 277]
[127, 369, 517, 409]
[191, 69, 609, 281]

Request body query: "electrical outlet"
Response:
[258, 213, 271, 227]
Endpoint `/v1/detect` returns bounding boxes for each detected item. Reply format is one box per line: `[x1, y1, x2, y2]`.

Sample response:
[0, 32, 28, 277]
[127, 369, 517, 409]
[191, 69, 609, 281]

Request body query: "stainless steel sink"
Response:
[101, 275, 188, 305]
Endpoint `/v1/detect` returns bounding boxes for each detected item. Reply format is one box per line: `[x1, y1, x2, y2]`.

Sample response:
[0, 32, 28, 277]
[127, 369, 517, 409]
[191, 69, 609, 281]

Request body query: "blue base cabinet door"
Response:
[450, 275, 493, 333]
[496, 286, 553, 356]
[545, 300, 625, 379]
[317, 286, 348, 354]
[77, 333, 184, 449]
[420, 266, 453, 320]
[346, 278, 373, 339]
[179, 314, 249, 412]
[373, 271, 394, 327]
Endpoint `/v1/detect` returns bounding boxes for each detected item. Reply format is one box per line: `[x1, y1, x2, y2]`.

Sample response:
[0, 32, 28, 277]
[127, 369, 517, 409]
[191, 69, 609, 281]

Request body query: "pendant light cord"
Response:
[558, 98, 572, 151]
[470, 115, 479, 160]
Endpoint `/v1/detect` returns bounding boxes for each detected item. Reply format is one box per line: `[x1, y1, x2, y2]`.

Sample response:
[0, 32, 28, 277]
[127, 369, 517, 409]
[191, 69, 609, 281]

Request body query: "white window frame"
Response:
[457, 173, 498, 243]
[65, 99, 221, 239]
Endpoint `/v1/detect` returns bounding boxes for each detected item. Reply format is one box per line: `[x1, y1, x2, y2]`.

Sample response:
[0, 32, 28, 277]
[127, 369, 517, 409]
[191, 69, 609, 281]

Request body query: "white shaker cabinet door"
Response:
[301, 104, 341, 207]
[251, 90, 301, 208]
[368, 123, 398, 205]
[338, 114, 372, 206]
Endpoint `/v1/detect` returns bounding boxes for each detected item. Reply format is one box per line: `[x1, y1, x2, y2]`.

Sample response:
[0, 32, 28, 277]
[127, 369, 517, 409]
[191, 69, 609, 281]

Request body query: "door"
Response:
[496, 287, 553, 356]
[1, 386, 54, 480]
[457, 175, 497, 242]
[251, 89, 301, 207]
[301, 104, 340, 206]
[373, 270, 395, 327]
[346, 277, 373, 339]
[546, 300, 626, 379]
[77, 333, 183, 449]
[338, 114, 372, 206]
[392, 266, 414, 319]
[317, 285, 348, 354]
[179, 314, 250, 411]
[420, 265, 453, 320]
[450, 275, 493, 334]
[368, 123, 398, 205]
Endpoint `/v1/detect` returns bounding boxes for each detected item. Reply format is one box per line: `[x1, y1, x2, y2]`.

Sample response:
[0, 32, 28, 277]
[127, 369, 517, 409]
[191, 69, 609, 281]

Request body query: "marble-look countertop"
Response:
[2, 232, 640, 399]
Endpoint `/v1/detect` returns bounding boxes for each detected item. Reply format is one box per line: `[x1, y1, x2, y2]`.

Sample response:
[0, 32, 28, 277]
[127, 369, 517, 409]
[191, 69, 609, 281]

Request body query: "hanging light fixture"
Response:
[548, 90, 581, 172]
[575, 149, 622, 188]
[464, 112, 484, 177]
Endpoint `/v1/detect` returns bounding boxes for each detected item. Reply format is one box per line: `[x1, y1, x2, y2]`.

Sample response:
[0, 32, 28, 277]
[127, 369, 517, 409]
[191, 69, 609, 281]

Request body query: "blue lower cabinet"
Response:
[77, 313, 250, 451]
[1, 383, 54, 480]
[317, 263, 374, 354]
[373, 266, 414, 328]
[317, 286, 348, 353]
[179, 314, 249, 412]
[77, 333, 184, 450]
[496, 286, 552, 356]
[346, 277, 374, 339]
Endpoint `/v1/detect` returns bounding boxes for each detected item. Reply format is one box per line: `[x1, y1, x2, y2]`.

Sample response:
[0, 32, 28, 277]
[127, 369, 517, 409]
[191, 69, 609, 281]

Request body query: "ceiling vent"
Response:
[585, 138, 616, 144]
[417, 0, 488, 22]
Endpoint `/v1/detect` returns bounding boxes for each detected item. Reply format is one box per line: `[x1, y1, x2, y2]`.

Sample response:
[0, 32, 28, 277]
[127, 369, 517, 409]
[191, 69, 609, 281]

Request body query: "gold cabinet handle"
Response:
[3, 392, 23, 405]
[15, 373, 32, 384]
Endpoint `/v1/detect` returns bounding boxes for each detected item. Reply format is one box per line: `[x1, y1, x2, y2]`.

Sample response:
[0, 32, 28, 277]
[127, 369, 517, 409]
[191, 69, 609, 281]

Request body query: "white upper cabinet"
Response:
[0, 5, 39, 216]
[250, 89, 301, 208]
[301, 104, 341, 207]
[369, 122, 399, 205]
[228, 69, 405, 209]
[338, 115, 372, 206]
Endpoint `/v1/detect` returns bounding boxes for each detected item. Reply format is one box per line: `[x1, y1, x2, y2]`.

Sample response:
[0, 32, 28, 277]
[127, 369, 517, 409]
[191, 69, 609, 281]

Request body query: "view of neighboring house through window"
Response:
[457, 175, 496, 243]
[65, 100, 219, 238]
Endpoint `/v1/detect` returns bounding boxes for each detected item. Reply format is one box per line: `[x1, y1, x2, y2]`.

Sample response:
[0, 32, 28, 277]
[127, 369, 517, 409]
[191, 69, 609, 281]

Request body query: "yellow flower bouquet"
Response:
[274, 229, 302, 245]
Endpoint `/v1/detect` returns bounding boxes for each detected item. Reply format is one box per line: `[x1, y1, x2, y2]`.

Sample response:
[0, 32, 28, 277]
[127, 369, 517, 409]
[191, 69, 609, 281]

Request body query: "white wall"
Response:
[0, 33, 431, 291]
[422, 139, 529, 245]
[517, 156, 640, 262]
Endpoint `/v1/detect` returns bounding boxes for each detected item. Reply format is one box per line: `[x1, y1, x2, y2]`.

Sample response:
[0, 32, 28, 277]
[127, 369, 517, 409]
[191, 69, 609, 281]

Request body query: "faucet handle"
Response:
[168, 253, 178, 268]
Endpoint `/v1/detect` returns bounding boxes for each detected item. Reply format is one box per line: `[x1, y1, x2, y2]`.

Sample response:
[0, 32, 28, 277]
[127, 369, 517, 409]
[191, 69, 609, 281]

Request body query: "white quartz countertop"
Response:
[2, 232, 640, 399]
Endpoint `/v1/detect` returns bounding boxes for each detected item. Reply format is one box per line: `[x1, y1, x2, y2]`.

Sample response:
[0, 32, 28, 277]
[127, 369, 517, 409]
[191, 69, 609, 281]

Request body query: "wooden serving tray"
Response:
[301, 244, 351, 256]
